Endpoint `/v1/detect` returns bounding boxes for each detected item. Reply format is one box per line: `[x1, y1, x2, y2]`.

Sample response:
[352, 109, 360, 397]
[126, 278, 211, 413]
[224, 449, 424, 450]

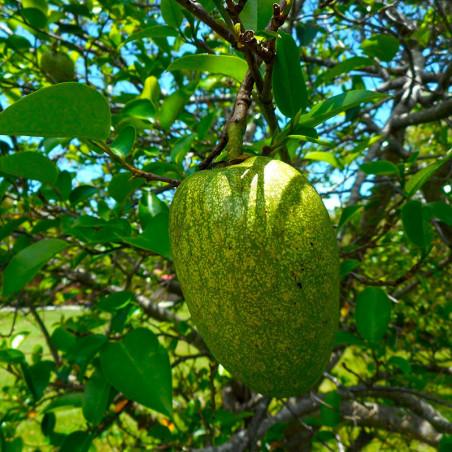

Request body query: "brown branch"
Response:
[174, 0, 236, 47]
[199, 71, 255, 169]
[390, 98, 452, 130]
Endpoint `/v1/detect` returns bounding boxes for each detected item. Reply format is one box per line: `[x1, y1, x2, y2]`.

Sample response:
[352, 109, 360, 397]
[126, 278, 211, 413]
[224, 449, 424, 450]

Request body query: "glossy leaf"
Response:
[401, 200, 433, 250]
[122, 25, 178, 46]
[320, 56, 373, 84]
[361, 34, 400, 62]
[0, 83, 110, 140]
[404, 151, 452, 197]
[168, 55, 247, 82]
[360, 160, 400, 176]
[157, 89, 191, 132]
[139, 191, 169, 228]
[121, 212, 172, 259]
[355, 287, 391, 343]
[161, 0, 184, 28]
[303, 151, 342, 169]
[100, 328, 172, 417]
[83, 368, 111, 425]
[108, 172, 144, 204]
[0, 151, 58, 184]
[298, 90, 388, 128]
[272, 31, 307, 118]
[337, 205, 363, 231]
[110, 126, 135, 158]
[240, 0, 274, 31]
[2, 239, 68, 296]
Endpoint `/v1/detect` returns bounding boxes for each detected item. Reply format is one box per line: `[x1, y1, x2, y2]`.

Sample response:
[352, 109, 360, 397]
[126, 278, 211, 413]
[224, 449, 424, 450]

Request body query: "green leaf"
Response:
[0, 348, 25, 363]
[50, 328, 77, 352]
[161, 0, 184, 28]
[287, 135, 333, 146]
[2, 239, 68, 296]
[122, 25, 178, 46]
[45, 392, 84, 411]
[66, 335, 107, 366]
[0, 83, 110, 140]
[97, 291, 135, 313]
[298, 90, 388, 128]
[141, 76, 161, 108]
[139, 191, 169, 229]
[339, 259, 360, 280]
[355, 287, 392, 343]
[121, 212, 172, 259]
[123, 99, 155, 120]
[108, 172, 144, 204]
[401, 200, 433, 250]
[320, 392, 341, 427]
[360, 160, 400, 176]
[168, 55, 247, 82]
[404, 151, 452, 197]
[303, 151, 342, 169]
[0, 217, 27, 241]
[83, 368, 111, 425]
[27, 361, 55, 400]
[157, 89, 191, 132]
[240, 0, 274, 31]
[387, 356, 412, 375]
[361, 34, 400, 62]
[272, 31, 307, 118]
[0, 151, 58, 184]
[60, 431, 92, 452]
[111, 126, 135, 158]
[100, 327, 172, 417]
[41, 412, 56, 436]
[335, 330, 364, 346]
[22, 0, 48, 28]
[3, 437, 23, 452]
[69, 185, 97, 205]
[337, 205, 363, 231]
[429, 201, 452, 225]
[320, 56, 374, 84]
[170, 134, 196, 165]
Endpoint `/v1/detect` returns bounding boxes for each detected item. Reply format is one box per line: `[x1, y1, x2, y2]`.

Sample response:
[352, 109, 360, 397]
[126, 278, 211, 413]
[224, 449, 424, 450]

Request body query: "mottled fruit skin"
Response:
[40, 52, 75, 83]
[169, 156, 340, 397]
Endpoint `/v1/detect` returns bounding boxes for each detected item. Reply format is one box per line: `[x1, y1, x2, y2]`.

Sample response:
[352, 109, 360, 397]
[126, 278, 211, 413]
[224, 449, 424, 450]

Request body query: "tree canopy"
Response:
[0, 0, 451, 450]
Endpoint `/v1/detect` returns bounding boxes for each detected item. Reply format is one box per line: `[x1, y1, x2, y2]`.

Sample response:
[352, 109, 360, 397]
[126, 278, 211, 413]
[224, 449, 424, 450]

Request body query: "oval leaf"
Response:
[401, 200, 433, 250]
[272, 31, 307, 118]
[100, 328, 172, 417]
[298, 90, 388, 128]
[122, 24, 178, 46]
[337, 205, 363, 231]
[168, 55, 247, 82]
[355, 287, 391, 343]
[360, 160, 400, 176]
[0, 83, 111, 140]
[111, 126, 135, 158]
[2, 239, 68, 296]
[240, 0, 274, 31]
[320, 391, 341, 427]
[0, 151, 58, 184]
[161, 0, 183, 28]
[83, 368, 111, 425]
[361, 34, 399, 62]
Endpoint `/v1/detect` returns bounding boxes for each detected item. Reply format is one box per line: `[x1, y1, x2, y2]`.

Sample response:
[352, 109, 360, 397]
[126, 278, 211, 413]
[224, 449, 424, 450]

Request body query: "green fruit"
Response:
[169, 156, 340, 397]
[40, 51, 75, 83]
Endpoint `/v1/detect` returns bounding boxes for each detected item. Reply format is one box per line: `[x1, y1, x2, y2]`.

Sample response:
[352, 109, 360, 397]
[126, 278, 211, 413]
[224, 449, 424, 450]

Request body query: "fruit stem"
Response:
[226, 122, 246, 161]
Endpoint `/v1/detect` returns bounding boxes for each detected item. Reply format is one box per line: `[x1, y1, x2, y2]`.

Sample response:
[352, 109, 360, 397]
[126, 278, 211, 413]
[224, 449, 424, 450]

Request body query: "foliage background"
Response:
[0, 0, 451, 450]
